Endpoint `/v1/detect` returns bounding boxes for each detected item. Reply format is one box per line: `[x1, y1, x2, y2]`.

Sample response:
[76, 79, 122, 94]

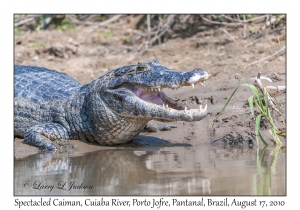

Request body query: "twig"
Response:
[67, 15, 123, 26]
[266, 86, 286, 91]
[220, 14, 233, 22]
[244, 46, 286, 69]
[271, 72, 284, 81]
[201, 15, 243, 27]
[133, 29, 158, 37]
[101, 15, 123, 25]
[267, 45, 273, 54]
[14, 15, 43, 27]
[148, 15, 178, 47]
[181, 15, 191, 23]
[245, 36, 264, 48]
[137, 15, 177, 54]
[221, 14, 268, 23]
[261, 15, 285, 31]
[147, 14, 151, 42]
[277, 35, 281, 48]
[254, 77, 282, 115]
[242, 15, 247, 39]
[222, 29, 236, 41]
[133, 29, 147, 37]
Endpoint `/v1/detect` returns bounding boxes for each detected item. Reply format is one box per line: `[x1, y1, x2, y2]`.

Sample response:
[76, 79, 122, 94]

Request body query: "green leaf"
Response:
[212, 86, 240, 127]
[255, 115, 268, 146]
[257, 129, 268, 146]
[14, 28, 22, 35]
[263, 88, 269, 114]
[255, 114, 261, 137]
[269, 128, 282, 146]
[241, 84, 263, 108]
[247, 14, 253, 19]
[248, 95, 254, 116]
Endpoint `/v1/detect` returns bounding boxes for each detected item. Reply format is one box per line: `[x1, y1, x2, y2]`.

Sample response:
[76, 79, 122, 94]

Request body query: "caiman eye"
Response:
[114, 62, 151, 77]
[136, 62, 151, 72]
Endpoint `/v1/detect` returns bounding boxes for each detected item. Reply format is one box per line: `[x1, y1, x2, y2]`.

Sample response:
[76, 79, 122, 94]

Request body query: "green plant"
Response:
[154, 14, 165, 19]
[213, 83, 285, 146]
[29, 41, 44, 48]
[238, 14, 253, 20]
[99, 16, 106, 22]
[247, 14, 253, 19]
[14, 28, 22, 35]
[123, 36, 130, 43]
[214, 14, 224, 21]
[56, 19, 75, 32]
[33, 16, 44, 31]
[98, 30, 113, 37]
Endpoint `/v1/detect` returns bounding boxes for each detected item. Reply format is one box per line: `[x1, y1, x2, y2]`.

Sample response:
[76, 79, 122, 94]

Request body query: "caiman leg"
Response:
[23, 123, 70, 150]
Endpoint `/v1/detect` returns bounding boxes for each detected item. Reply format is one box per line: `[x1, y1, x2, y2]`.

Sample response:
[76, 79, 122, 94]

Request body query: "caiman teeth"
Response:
[148, 87, 161, 92]
[199, 104, 207, 111]
[191, 83, 195, 89]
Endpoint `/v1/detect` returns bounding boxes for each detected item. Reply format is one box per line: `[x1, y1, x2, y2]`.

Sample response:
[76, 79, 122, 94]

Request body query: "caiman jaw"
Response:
[130, 78, 208, 121]
[133, 71, 208, 112]
[101, 65, 209, 122]
[134, 85, 207, 113]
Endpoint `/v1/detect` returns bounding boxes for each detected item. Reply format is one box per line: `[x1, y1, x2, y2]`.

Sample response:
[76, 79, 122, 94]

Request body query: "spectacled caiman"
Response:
[14, 60, 208, 150]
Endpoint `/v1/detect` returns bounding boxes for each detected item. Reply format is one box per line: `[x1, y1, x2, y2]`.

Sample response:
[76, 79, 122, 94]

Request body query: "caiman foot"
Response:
[144, 120, 177, 132]
[22, 123, 71, 150]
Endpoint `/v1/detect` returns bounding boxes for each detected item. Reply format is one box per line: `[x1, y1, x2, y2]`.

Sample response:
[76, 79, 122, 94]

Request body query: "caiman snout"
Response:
[183, 68, 208, 89]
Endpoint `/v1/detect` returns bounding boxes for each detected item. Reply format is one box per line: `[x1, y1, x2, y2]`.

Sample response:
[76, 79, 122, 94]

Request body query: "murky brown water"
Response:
[14, 144, 286, 196]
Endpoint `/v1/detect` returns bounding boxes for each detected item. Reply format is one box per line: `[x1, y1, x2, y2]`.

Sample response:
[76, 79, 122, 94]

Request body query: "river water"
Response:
[14, 144, 286, 196]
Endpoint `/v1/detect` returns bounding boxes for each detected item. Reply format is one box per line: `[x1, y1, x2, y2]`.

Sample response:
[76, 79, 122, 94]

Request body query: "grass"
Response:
[14, 28, 23, 35]
[213, 82, 285, 146]
[99, 16, 106, 22]
[123, 36, 130, 44]
[98, 30, 114, 38]
[29, 41, 44, 48]
[55, 19, 75, 32]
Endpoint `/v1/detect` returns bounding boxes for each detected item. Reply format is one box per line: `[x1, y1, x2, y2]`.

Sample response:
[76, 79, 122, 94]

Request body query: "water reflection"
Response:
[14, 144, 285, 196]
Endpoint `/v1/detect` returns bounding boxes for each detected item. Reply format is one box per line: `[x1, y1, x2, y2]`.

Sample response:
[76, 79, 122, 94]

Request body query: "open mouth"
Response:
[102, 68, 209, 121]
[133, 78, 207, 114]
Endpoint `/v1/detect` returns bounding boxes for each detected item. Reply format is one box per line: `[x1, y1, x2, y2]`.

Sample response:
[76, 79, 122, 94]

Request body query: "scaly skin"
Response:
[14, 60, 208, 150]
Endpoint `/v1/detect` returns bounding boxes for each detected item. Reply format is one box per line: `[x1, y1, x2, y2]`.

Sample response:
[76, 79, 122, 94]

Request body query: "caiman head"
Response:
[89, 59, 209, 122]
